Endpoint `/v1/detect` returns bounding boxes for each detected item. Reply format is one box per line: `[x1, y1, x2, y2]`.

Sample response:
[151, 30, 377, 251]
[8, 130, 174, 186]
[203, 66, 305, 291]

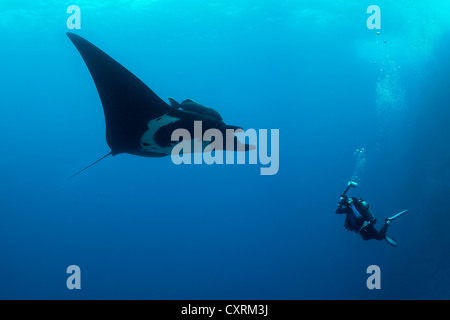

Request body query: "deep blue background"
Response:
[0, 0, 449, 299]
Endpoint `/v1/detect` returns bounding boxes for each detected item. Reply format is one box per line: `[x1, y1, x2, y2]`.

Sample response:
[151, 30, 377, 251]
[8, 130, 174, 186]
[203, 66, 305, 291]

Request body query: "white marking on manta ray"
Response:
[141, 114, 180, 154]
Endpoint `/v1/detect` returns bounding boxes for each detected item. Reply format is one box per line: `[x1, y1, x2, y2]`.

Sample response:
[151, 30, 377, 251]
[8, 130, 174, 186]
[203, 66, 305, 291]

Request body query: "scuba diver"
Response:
[335, 181, 407, 247]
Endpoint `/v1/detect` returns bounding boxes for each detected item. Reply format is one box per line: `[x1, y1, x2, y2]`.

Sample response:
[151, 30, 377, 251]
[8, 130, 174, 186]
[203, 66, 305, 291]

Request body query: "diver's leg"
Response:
[360, 225, 383, 241]
[378, 221, 390, 239]
[379, 220, 398, 247]
[380, 210, 407, 247]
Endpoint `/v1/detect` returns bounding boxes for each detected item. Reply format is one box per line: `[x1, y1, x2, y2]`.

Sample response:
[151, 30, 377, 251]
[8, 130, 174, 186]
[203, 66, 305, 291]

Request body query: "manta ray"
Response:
[66, 33, 253, 177]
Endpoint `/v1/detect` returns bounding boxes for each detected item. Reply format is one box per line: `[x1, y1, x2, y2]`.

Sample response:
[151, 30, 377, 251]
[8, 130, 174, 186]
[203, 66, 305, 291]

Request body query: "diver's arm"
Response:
[335, 196, 350, 214]
[335, 206, 348, 214]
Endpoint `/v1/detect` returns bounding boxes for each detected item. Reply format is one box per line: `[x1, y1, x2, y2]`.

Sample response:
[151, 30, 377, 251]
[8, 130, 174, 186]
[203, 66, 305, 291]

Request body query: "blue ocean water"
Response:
[1, 0, 450, 299]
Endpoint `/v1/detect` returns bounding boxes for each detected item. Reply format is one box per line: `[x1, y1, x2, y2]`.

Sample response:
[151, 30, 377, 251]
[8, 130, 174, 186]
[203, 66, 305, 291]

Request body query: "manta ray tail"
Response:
[69, 152, 113, 179]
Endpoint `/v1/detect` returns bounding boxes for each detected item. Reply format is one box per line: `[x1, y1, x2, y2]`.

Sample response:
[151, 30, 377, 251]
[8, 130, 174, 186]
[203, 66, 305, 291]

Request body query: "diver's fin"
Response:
[385, 235, 398, 247]
[386, 209, 408, 223]
[69, 152, 112, 179]
[168, 98, 181, 108]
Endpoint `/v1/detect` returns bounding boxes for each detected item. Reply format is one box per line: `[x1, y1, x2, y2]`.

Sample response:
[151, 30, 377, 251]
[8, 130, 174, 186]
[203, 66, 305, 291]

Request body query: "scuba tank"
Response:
[353, 199, 377, 224]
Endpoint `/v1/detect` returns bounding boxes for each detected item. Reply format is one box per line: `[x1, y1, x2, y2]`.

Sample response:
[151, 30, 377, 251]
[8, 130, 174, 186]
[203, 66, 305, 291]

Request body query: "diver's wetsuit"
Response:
[335, 197, 390, 241]
[359, 221, 389, 241]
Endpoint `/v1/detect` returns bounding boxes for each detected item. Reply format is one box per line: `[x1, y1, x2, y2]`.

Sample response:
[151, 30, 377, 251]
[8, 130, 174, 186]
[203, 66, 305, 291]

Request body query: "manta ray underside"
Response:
[66, 33, 253, 177]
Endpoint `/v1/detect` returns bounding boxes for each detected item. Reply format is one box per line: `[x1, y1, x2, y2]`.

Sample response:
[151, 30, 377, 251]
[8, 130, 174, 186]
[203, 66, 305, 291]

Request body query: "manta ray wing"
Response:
[67, 32, 170, 155]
